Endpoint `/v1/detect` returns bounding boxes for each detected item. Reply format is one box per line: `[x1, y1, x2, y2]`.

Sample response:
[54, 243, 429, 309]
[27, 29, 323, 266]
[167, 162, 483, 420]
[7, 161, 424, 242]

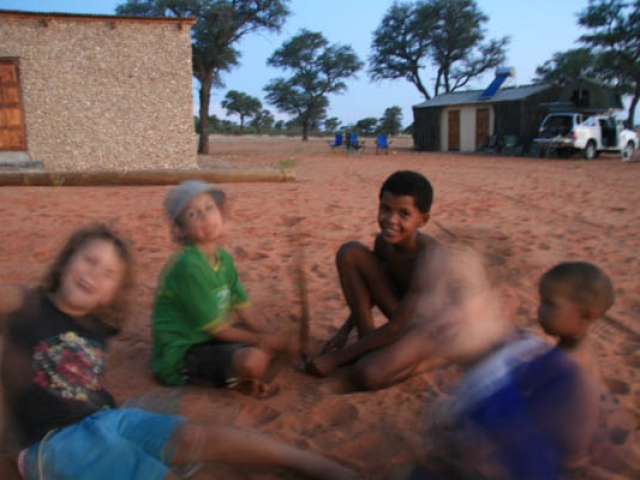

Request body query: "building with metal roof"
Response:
[412, 71, 623, 153]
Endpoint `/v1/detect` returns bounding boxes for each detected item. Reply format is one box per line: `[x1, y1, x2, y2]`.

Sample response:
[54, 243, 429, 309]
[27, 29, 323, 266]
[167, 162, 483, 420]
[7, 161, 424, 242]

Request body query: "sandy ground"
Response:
[1, 136, 640, 478]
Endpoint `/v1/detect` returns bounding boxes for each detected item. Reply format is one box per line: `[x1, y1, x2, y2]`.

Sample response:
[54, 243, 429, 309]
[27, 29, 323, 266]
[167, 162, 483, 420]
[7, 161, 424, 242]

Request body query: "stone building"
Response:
[0, 10, 196, 170]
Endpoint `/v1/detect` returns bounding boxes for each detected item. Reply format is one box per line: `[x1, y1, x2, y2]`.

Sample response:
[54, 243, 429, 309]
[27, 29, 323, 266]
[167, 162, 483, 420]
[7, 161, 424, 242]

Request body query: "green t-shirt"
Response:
[151, 245, 250, 385]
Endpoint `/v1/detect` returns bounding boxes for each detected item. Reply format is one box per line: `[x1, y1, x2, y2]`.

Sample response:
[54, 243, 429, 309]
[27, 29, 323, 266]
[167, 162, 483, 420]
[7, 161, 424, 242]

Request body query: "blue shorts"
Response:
[23, 408, 188, 480]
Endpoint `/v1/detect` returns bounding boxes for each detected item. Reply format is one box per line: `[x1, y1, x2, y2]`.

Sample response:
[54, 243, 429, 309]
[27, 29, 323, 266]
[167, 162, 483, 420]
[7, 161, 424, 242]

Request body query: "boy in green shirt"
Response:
[152, 180, 288, 397]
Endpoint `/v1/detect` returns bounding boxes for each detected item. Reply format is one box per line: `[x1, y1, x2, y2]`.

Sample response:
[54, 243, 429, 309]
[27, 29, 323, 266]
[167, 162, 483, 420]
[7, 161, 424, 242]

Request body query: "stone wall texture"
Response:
[0, 13, 197, 170]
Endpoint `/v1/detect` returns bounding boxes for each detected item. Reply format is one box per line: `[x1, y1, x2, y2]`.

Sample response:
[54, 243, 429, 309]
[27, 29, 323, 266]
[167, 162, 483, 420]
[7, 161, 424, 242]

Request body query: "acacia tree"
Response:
[116, 0, 289, 153]
[578, 0, 640, 127]
[369, 3, 431, 99]
[324, 117, 341, 133]
[378, 106, 403, 135]
[249, 109, 275, 133]
[355, 118, 378, 135]
[221, 90, 262, 130]
[369, 0, 509, 100]
[264, 29, 363, 141]
[533, 48, 601, 85]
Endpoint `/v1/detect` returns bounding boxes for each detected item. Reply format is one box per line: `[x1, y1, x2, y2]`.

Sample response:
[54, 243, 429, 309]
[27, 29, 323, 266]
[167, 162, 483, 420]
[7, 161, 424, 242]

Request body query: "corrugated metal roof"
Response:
[413, 83, 552, 109]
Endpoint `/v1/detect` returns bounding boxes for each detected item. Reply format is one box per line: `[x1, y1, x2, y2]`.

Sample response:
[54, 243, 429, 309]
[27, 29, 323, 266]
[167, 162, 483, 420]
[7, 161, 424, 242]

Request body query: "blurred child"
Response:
[152, 180, 290, 397]
[388, 249, 598, 480]
[1, 224, 357, 480]
[537, 261, 614, 469]
[538, 261, 613, 377]
[306, 170, 444, 390]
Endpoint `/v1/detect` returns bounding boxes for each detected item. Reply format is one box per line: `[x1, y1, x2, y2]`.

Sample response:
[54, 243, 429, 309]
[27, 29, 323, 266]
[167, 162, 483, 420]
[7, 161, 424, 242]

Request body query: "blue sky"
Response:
[0, 0, 594, 127]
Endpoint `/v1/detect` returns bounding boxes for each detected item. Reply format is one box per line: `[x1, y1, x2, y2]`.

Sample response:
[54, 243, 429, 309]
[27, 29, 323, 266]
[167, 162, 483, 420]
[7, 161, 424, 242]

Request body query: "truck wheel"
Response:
[583, 141, 596, 160]
[622, 141, 634, 161]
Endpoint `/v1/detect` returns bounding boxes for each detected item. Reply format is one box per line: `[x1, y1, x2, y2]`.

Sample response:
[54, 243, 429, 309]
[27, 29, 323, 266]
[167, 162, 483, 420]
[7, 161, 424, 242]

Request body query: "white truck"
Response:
[533, 112, 637, 160]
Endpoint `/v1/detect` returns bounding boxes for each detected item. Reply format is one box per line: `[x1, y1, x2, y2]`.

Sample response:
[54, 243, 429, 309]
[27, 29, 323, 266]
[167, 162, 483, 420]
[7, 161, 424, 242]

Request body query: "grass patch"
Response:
[274, 157, 300, 175]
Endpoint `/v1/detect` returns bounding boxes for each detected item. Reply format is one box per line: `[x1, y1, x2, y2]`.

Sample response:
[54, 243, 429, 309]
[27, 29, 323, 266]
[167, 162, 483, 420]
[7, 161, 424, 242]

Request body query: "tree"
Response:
[220, 90, 262, 130]
[284, 118, 302, 136]
[116, 0, 289, 153]
[249, 109, 275, 133]
[355, 117, 378, 136]
[323, 117, 341, 133]
[378, 106, 403, 135]
[577, 0, 640, 127]
[206, 114, 221, 132]
[533, 48, 600, 85]
[369, 0, 509, 100]
[273, 119, 285, 133]
[264, 29, 363, 141]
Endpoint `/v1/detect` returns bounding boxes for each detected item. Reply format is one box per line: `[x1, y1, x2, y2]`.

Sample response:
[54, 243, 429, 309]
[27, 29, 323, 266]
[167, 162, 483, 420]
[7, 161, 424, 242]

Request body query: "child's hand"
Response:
[320, 322, 351, 355]
[261, 324, 300, 358]
[261, 332, 294, 355]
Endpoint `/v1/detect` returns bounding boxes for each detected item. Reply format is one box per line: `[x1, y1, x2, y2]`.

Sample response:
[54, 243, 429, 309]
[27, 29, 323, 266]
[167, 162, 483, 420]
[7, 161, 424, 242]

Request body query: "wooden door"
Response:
[475, 108, 489, 150]
[448, 110, 460, 151]
[0, 59, 27, 151]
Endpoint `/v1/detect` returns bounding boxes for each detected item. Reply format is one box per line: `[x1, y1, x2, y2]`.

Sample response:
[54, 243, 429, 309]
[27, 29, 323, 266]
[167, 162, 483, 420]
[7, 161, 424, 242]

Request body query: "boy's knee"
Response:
[353, 362, 386, 391]
[233, 347, 270, 379]
[336, 241, 369, 269]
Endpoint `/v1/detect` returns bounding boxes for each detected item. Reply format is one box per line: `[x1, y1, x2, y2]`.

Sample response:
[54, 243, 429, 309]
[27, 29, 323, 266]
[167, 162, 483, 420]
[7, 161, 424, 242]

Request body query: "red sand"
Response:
[1, 138, 640, 478]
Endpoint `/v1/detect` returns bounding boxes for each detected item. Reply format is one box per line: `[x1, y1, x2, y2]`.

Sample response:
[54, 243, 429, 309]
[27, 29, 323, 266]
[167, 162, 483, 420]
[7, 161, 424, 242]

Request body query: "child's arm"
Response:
[211, 324, 264, 347]
[550, 342, 602, 469]
[235, 304, 270, 333]
[173, 424, 359, 480]
[235, 305, 295, 353]
[211, 322, 290, 354]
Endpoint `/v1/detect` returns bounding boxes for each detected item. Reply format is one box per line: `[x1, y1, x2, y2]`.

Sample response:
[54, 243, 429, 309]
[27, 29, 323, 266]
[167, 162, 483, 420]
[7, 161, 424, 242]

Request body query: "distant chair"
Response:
[346, 133, 364, 155]
[502, 135, 521, 156]
[375, 134, 390, 154]
[482, 134, 499, 154]
[328, 133, 343, 149]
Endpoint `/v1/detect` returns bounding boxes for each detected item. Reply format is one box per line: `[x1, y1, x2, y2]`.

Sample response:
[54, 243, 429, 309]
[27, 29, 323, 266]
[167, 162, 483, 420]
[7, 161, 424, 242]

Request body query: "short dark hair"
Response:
[541, 262, 614, 317]
[379, 170, 433, 213]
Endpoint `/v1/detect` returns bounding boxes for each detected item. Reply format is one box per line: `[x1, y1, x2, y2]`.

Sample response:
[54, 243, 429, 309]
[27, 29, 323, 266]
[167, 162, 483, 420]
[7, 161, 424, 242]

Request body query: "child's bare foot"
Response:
[231, 379, 280, 399]
[304, 355, 339, 377]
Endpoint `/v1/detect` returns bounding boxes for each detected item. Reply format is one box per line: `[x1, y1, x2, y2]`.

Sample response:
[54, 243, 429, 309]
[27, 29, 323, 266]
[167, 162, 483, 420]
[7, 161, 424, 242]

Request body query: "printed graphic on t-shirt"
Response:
[32, 331, 106, 401]
[215, 288, 231, 314]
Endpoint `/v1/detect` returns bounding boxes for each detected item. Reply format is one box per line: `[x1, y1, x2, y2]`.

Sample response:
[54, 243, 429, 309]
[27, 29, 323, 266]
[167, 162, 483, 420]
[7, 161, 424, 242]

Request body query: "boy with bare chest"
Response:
[306, 170, 443, 390]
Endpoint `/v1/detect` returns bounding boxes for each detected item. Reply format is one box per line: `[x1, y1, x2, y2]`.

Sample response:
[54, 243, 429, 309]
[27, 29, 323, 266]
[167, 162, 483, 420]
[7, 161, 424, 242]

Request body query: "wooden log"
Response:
[0, 169, 295, 186]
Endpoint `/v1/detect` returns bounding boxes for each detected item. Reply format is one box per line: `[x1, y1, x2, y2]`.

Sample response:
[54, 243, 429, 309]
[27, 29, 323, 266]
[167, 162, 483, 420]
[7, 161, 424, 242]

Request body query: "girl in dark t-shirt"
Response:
[1, 224, 355, 480]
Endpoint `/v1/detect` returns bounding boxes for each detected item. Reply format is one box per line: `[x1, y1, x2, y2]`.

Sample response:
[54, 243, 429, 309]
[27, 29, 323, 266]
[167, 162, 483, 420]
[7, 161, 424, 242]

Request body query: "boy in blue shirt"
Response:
[389, 253, 613, 479]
